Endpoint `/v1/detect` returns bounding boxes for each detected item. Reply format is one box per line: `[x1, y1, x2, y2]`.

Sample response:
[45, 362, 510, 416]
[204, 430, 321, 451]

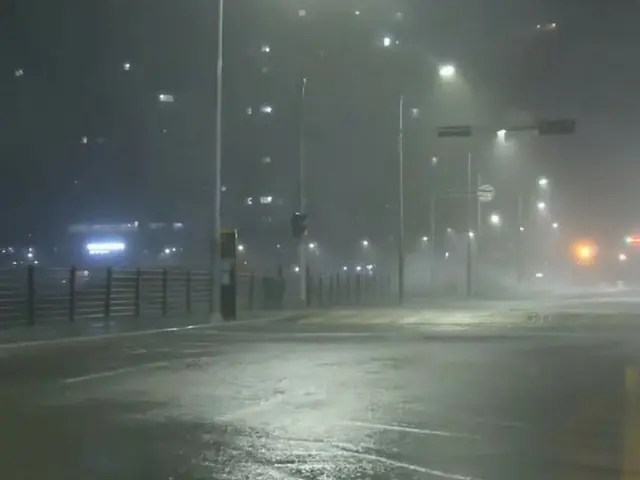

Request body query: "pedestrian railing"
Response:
[0, 266, 392, 326]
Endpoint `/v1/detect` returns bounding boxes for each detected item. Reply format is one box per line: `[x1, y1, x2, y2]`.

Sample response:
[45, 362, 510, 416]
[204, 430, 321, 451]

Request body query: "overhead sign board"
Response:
[477, 184, 495, 203]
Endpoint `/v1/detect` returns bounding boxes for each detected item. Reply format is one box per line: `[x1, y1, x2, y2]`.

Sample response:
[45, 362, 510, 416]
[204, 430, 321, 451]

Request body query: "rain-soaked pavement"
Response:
[2, 304, 640, 479]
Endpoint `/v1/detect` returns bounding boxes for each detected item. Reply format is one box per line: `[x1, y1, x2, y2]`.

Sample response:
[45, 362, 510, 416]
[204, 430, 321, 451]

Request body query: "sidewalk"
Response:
[0, 310, 310, 347]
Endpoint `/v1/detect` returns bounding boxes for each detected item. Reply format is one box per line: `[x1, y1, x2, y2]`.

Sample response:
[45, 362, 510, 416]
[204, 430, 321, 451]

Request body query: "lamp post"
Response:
[212, 0, 224, 320]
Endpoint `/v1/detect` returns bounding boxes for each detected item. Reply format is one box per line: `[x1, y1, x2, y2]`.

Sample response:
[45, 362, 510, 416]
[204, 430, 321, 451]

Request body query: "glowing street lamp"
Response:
[619, 253, 628, 262]
[538, 176, 549, 188]
[489, 213, 502, 226]
[361, 239, 370, 248]
[537, 201, 547, 212]
[552, 222, 559, 230]
[438, 64, 456, 80]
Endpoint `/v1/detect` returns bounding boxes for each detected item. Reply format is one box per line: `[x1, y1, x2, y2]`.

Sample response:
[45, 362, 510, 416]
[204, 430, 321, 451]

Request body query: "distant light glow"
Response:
[342, 265, 348, 271]
[421, 236, 428, 243]
[86, 241, 126, 255]
[552, 222, 559, 229]
[261, 44, 271, 53]
[14, 68, 24, 77]
[431, 156, 438, 166]
[361, 239, 369, 248]
[537, 201, 547, 212]
[438, 64, 456, 80]
[237, 244, 245, 252]
[382, 36, 392, 47]
[123, 62, 131, 71]
[535, 272, 544, 278]
[293, 265, 300, 273]
[356, 265, 363, 272]
[260, 104, 273, 114]
[468, 231, 475, 239]
[308, 242, 317, 250]
[298, 9, 307, 17]
[619, 253, 628, 262]
[158, 93, 175, 103]
[625, 235, 640, 246]
[489, 213, 501, 226]
[571, 240, 598, 266]
[538, 177, 549, 188]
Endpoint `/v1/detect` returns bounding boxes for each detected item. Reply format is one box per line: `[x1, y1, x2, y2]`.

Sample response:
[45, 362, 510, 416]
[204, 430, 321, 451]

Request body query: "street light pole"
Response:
[298, 77, 308, 305]
[212, 0, 224, 319]
[429, 191, 436, 252]
[466, 152, 473, 297]
[398, 95, 405, 304]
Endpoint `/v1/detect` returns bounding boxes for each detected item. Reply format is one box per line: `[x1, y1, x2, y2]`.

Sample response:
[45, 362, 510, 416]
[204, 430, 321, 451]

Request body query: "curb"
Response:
[0, 311, 317, 350]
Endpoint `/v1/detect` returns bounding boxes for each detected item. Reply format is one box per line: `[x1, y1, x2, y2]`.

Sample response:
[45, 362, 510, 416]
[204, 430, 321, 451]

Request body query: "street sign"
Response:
[437, 125, 472, 138]
[477, 184, 495, 202]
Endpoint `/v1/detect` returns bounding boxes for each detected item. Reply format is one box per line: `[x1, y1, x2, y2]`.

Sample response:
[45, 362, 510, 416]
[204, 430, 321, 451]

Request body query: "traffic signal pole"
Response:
[398, 96, 405, 304]
[298, 77, 308, 306]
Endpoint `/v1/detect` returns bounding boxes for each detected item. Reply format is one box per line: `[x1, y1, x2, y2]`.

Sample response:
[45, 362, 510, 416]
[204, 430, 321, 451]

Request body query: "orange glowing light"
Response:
[570, 239, 598, 266]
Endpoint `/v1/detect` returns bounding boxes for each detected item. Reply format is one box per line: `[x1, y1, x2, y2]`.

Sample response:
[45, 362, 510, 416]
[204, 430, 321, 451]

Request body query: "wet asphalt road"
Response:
[3, 305, 640, 479]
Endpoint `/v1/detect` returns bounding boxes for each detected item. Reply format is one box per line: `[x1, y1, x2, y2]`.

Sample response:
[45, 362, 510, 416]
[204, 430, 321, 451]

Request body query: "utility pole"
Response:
[212, 0, 224, 320]
[298, 77, 308, 305]
[398, 96, 405, 304]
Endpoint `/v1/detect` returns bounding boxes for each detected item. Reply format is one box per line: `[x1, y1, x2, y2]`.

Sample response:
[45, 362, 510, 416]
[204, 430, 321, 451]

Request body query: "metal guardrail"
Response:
[0, 267, 392, 326]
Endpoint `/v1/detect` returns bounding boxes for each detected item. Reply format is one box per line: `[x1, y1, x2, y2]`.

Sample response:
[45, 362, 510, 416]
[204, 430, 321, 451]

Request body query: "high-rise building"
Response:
[222, 1, 415, 263]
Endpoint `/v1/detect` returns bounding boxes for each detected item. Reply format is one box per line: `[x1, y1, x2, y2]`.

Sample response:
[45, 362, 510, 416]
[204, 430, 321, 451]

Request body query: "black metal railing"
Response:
[0, 266, 392, 326]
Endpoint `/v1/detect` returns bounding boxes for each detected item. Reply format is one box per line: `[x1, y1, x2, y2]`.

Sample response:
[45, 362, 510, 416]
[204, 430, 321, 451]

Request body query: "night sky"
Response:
[1, 0, 639, 249]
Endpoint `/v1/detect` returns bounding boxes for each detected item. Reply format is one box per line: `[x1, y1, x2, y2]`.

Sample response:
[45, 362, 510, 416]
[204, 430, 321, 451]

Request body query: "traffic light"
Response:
[291, 213, 308, 239]
[537, 119, 576, 135]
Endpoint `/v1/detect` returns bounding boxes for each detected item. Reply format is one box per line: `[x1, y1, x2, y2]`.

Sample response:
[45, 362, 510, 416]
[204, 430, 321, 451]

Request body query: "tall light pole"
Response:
[398, 95, 405, 304]
[298, 77, 308, 305]
[212, 0, 224, 319]
[466, 152, 473, 297]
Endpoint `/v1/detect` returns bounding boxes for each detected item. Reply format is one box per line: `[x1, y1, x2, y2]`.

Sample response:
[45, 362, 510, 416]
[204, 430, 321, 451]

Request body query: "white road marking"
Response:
[287, 450, 482, 480]
[217, 394, 286, 422]
[62, 361, 169, 384]
[344, 420, 479, 438]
